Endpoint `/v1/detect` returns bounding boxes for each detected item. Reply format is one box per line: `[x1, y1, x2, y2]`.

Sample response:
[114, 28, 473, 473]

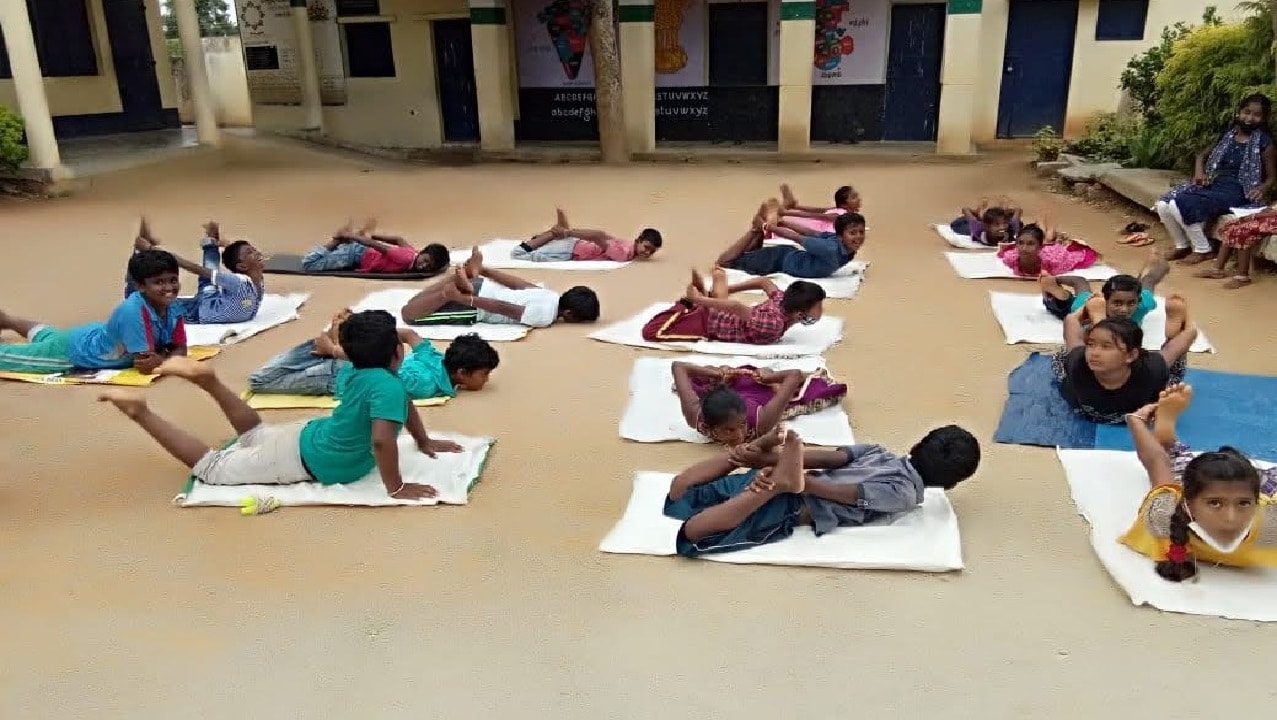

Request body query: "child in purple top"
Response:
[951, 197, 1023, 246]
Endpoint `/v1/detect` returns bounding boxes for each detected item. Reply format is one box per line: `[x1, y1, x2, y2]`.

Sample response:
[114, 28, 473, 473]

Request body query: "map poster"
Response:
[513, 0, 596, 88]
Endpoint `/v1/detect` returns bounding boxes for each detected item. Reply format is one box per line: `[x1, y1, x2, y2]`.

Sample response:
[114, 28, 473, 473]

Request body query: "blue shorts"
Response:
[664, 470, 804, 557]
[724, 246, 793, 276]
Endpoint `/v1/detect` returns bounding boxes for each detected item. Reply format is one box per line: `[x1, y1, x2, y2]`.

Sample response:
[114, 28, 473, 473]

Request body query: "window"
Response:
[1095, 0, 1149, 41]
[0, 0, 99, 79]
[335, 0, 381, 17]
[342, 22, 396, 77]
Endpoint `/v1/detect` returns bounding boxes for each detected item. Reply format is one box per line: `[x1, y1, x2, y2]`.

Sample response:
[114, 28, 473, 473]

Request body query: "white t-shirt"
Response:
[476, 279, 559, 327]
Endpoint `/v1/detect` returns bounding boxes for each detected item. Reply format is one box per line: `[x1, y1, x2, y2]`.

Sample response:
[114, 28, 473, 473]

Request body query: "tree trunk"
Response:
[588, 0, 629, 163]
[1271, 0, 1276, 83]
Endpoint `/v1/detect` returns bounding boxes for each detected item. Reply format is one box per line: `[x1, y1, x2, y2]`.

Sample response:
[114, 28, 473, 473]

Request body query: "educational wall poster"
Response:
[235, 0, 347, 105]
[513, 0, 597, 88]
[654, 0, 706, 88]
[811, 0, 888, 85]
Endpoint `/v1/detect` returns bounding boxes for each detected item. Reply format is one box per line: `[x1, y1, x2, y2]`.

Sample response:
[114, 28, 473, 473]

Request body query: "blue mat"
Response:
[995, 353, 1277, 461]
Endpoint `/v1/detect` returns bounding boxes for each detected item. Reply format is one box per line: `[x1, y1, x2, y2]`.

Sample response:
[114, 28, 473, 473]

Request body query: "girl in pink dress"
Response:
[997, 223, 1100, 278]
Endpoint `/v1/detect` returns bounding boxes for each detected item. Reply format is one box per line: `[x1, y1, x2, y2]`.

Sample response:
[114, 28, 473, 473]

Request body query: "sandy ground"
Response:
[4, 138, 1277, 718]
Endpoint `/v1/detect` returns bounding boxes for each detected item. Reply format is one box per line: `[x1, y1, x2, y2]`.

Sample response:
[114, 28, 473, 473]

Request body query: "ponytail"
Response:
[1154, 504, 1198, 582]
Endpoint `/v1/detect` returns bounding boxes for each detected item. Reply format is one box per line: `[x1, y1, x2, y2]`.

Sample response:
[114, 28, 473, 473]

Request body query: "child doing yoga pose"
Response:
[1039, 248, 1169, 322]
[0, 250, 187, 376]
[671, 361, 848, 446]
[1121, 383, 1277, 580]
[773, 183, 861, 235]
[641, 268, 826, 346]
[249, 309, 499, 398]
[400, 249, 600, 327]
[131, 219, 266, 324]
[1052, 292, 1197, 424]
[302, 219, 451, 275]
[717, 207, 864, 280]
[100, 311, 463, 500]
[996, 222, 1099, 278]
[512, 207, 663, 262]
[664, 426, 980, 557]
[951, 196, 1023, 246]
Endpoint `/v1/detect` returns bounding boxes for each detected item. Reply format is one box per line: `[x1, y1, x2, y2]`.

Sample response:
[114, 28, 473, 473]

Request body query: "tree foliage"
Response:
[0, 105, 29, 172]
[161, 0, 237, 39]
[1119, 7, 1221, 125]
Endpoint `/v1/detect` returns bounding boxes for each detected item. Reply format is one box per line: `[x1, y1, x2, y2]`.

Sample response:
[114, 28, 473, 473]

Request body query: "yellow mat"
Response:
[242, 391, 451, 410]
[0, 346, 221, 386]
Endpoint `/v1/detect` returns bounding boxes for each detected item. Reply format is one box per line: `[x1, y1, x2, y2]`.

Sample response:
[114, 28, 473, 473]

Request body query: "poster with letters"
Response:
[811, 0, 887, 85]
[235, 0, 347, 105]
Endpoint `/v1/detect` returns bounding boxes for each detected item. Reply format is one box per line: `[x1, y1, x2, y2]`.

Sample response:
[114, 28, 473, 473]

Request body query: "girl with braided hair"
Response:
[670, 361, 848, 447]
[1119, 383, 1277, 582]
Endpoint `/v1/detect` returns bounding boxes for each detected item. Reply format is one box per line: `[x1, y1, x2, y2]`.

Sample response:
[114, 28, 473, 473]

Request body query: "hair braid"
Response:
[1154, 504, 1198, 582]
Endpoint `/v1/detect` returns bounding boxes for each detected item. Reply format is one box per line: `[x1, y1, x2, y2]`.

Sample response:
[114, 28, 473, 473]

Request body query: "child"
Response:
[248, 309, 499, 398]
[775, 183, 861, 235]
[132, 219, 266, 324]
[1121, 383, 1277, 580]
[0, 250, 187, 376]
[951, 197, 1023, 246]
[1195, 204, 1277, 288]
[1052, 293, 1197, 424]
[400, 249, 600, 327]
[1039, 248, 1169, 322]
[512, 207, 663, 262]
[98, 311, 463, 501]
[641, 268, 826, 346]
[664, 426, 980, 557]
[716, 209, 864, 280]
[997, 223, 1099, 278]
[301, 218, 451, 276]
[672, 362, 847, 447]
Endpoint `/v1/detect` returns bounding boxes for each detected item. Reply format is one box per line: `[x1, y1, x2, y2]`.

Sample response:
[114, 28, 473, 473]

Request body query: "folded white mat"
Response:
[1058, 448, 1277, 621]
[589, 302, 843, 358]
[449, 239, 631, 270]
[176, 432, 494, 508]
[933, 223, 989, 250]
[599, 472, 963, 571]
[349, 288, 530, 341]
[723, 261, 867, 300]
[988, 291, 1215, 353]
[945, 251, 1119, 280]
[184, 293, 310, 346]
[620, 355, 854, 446]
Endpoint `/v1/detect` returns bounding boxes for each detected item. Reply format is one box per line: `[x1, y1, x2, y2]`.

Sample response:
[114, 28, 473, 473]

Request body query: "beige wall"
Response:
[175, 37, 254, 127]
[0, 0, 178, 121]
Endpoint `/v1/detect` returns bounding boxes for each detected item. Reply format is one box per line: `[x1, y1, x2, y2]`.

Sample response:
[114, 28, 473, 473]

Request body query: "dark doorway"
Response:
[432, 18, 481, 142]
[101, 0, 168, 130]
[996, 0, 1079, 138]
[882, 3, 945, 141]
[703, 1, 776, 143]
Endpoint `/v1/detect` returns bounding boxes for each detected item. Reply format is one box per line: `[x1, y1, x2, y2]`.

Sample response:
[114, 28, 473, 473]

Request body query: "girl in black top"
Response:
[1051, 293, 1198, 423]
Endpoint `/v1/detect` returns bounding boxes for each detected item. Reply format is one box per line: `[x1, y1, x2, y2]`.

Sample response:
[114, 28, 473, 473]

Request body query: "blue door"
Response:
[882, 3, 945, 141]
[432, 18, 481, 142]
[996, 0, 1078, 138]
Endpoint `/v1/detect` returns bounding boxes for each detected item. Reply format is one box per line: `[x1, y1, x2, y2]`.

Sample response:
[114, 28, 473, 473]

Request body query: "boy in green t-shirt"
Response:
[97, 310, 460, 500]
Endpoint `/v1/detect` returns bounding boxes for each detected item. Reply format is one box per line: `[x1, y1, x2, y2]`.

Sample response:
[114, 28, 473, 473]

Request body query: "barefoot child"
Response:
[301, 219, 451, 276]
[132, 219, 266, 324]
[641, 269, 826, 346]
[100, 311, 463, 500]
[664, 426, 980, 557]
[672, 362, 847, 446]
[1052, 294, 1197, 424]
[774, 183, 861, 235]
[1039, 249, 1169, 322]
[1195, 204, 1277, 289]
[249, 309, 499, 398]
[717, 211, 864, 280]
[997, 223, 1099, 278]
[951, 197, 1023, 246]
[512, 207, 663, 262]
[0, 250, 187, 376]
[400, 250, 600, 327]
[1120, 384, 1277, 581]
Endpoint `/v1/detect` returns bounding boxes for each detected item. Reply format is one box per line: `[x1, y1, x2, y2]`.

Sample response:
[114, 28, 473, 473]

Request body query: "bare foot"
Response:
[1153, 383, 1193, 447]
[753, 424, 784, 451]
[358, 218, 378, 236]
[710, 266, 727, 286]
[780, 183, 797, 209]
[1082, 293, 1108, 324]
[1223, 275, 1253, 290]
[1178, 252, 1213, 266]
[1194, 267, 1227, 279]
[134, 234, 153, 253]
[98, 389, 149, 419]
[555, 207, 569, 230]
[690, 268, 706, 294]
[767, 430, 807, 494]
[452, 266, 474, 295]
[1164, 294, 1191, 338]
[464, 247, 483, 278]
[136, 217, 157, 249]
[314, 332, 339, 357]
[203, 221, 223, 245]
[764, 198, 782, 227]
[1038, 271, 1069, 300]
[751, 202, 768, 231]
[156, 356, 214, 382]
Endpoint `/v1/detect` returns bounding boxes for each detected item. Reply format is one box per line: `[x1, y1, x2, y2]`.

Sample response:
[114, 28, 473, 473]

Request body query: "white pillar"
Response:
[172, 0, 221, 145]
[470, 0, 516, 151]
[290, 0, 324, 130]
[619, 0, 654, 153]
[0, 0, 62, 173]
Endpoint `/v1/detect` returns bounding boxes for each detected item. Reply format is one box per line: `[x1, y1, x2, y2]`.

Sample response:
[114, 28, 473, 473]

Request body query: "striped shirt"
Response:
[191, 271, 263, 324]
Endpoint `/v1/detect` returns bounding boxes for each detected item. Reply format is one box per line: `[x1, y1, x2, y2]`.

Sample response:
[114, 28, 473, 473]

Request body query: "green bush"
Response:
[0, 105, 28, 172]
[1062, 113, 1142, 163]
[1119, 7, 1220, 125]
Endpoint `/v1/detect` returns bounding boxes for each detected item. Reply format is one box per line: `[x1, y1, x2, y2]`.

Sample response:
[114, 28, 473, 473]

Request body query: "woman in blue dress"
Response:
[1154, 94, 1277, 265]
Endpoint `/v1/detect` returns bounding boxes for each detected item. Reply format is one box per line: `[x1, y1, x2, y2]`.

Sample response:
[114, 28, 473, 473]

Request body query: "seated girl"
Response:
[1121, 383, 1277, 581]
[1195, 203, 1277, 288]
[1051, 294, 1197, 424]
[773, 183, 861, 235]
[950, 196, 1022, 246]
[248, 310, 499, 399]
[996, 222, 1098, 278]
[671, 361, 848, 446]
[1155, 93, 1276, 265]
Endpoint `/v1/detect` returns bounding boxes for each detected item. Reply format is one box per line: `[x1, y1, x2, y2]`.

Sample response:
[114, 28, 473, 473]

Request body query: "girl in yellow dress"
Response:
[1120, 383, 1277, 582]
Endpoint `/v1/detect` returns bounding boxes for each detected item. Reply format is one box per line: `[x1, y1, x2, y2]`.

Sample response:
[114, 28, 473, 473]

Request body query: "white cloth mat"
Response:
[176, 433, 494, 508]
[1058, 448, 1277, 621]
[933, 223, 988, 250]
[349, 288, 530, 341]
[723, 261, 867, 299]
[599, 472, 963, 571]
[183, 293, 310, 346]
[1230, 206, 1266, 218]
[449, 239, 631, 270]
[620, 356, 854, 446]
[988, 291, 1215, 353]
[589, 302, 843, 358]
[945, 251, 1119, 280]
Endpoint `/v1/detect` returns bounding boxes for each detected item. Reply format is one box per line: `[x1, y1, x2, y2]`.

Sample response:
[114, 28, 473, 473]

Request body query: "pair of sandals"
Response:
[1116, 221, 1155, 247]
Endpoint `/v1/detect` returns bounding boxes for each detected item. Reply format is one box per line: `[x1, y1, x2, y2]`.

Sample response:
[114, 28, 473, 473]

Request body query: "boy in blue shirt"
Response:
[716, 212, 865, 280]
[0, 250, 187, 375]
[130, 218, 267, 325]
[97, 310, 461, 501]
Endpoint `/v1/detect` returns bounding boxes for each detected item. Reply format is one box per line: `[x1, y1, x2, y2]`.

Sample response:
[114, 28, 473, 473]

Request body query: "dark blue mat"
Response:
[993, 353, 1096, 449]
